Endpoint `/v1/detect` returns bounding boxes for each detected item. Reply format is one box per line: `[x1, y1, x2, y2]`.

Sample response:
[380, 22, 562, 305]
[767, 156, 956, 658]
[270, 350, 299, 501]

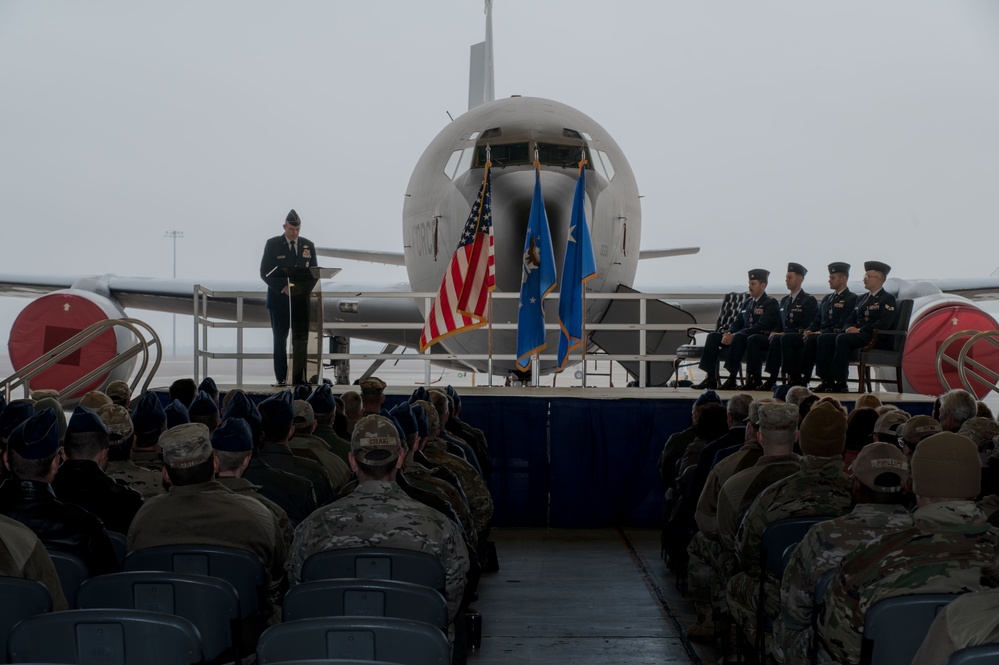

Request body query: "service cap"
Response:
[188, 391, 219, 419]
[159, 422, 213, 469]
[34, 397, 67, 441]
[694, 390, 722, 408]
[389, 402, 418, 439]
[351, 414, 402, 465]
[67, 405, 108, 436]
[132, 392, 167, 437]
[222, 390, 263, 432]
[165, 399, 190, 429]
[306, 383, 335, 415]
[0, 400, 35, 439]
[828, 262, 851, 276]
[197, 377, 219, 401]
[286, 209, 301, 226]
[294, 384, 312, 401]
[259, 390, 295, 426]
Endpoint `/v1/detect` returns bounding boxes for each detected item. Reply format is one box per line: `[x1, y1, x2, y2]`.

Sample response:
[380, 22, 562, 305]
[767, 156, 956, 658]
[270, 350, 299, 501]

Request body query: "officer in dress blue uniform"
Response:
[782, 262, 858, 387]
[751, 262, 817, 391]
[814, 261, 897, 393]
[692, 269, 780, 391]
[260, 209, 317, 386]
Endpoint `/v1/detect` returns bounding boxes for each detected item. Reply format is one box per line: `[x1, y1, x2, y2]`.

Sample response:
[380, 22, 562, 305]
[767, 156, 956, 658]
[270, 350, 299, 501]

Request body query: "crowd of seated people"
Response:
[0, 376, 493, 664]
[658, 385, 999, 664]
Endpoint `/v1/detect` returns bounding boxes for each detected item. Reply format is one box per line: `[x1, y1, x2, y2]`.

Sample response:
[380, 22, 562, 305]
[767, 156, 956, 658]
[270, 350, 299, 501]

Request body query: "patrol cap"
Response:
[159, 422, 213, 469]
[874, 410, 911, 436]
[211, 417, 253, 453]
[864, 261, 891, 276]
[853, 442, 909, 493]
[745, 399, 773, 426]
[293, 400, 315, 427]
[785, 386, 814, 407]
[259, 390, 295, 426]
[67, 405, 108, 436]
[286, 209, 301, 226]
[758, 402, 799, 432]
[294, 384, 312, 401]
[748, 269, 770, 283]
[799, 402, 847, 456]
[35, 397, 67, 441]
[898, 415, 942, 449]
[389, 402, 418, 439]
[197, 377, 219, 401]
[188, 391, 219, 419]
[30, 389, 60, 401]
[79, 391, 112, 410]
[8, 408, 61, 460]
[351, 414, 402, 465]
[787, 262, 807, 276]
[358, 377, 387, 396]
[97, 404, 134, 442]
[958, 417, 999, 451]
[910, 432, 980, 498]
[105, 380, 132, 406]
[306, 383, 335, 415]
[415, 399, 440, 432]
[222, 390, 263, 432]
[828, 262, 851, 276]
[694, 390, 722, 408]
[0, 400, 35, 439]
[132, 392, 167, 437]
[165, 399, 190, 429]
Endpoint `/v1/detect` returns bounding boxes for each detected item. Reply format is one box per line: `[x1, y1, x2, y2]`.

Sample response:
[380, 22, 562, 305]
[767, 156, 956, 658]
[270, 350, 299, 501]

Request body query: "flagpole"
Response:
[581, 288, 587, 387]
[487, 290, 494, 385]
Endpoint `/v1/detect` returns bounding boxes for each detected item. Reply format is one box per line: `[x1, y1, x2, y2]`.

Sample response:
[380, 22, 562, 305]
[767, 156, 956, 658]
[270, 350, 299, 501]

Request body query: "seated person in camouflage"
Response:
[912, 565, 999, 665]
[0, 513, 68, 610]
[818, 433, 999, 665]
[99, 403, 165, 500]
[290, 399, 351, 492]
[774, 442, 913, 664]
[258, 390, 336, 506]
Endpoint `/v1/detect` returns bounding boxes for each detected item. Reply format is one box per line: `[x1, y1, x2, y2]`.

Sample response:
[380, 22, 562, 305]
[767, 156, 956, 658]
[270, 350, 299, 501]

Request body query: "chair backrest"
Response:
[7, 608, 203, 665]
[860, 593, 960, 665]
[0, 577, 52, 664]
[76, 571, 240, 662]
[301, 548, 446, 594]
[717, 292, 748, 330]
[124, 544, 265, 618]
[888, 299, 914, 352]
[45, 549, 89, 608]
[284, 579, 448, 630]
[945, 644, 999, 665]
[256, 617, 450, 665]
[108, 531, 128, 567]
[762, 517, 828, 579]
[261, 660, 406, 665]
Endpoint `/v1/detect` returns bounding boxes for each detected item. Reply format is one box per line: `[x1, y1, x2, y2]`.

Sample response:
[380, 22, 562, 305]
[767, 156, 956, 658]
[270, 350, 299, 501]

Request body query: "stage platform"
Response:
[147, 381, 935, 529]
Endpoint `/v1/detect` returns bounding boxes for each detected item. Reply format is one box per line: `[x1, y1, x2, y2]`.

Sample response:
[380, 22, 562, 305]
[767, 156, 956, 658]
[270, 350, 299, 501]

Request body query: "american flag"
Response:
[419, 163, 495, 352]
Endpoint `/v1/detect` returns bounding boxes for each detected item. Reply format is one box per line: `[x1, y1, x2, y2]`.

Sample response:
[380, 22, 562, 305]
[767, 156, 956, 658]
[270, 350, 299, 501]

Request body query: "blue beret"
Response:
[132, 392, 167, 437]
[0, 400, 34, 439]
[259, 390, 294, 426]
[197, 377, 219, 399]
[294, 384, 312, 401]
[390, 403, 418, 438]
[165, 399, 190, 429]
[694, 390, 722, 408]
[211, 417, 253, 453]
[222, 391, 262, 432]
[188, 391, 219, 418]
[9, 407, 61, 459]
[67, 405, 108, 436]
[412, 403, 428, 439]
[307, 383, 335, 414]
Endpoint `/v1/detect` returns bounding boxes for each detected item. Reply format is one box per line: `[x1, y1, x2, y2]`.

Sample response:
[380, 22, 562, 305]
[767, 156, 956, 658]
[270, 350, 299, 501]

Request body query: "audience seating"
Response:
[859, 593, 960, 665]
[45, 549, 88, 608]
[284, 578, 448, 630]
[945, 644, 999, 665]
[0, 577, 52, 664]
[301, 547, 446, 594]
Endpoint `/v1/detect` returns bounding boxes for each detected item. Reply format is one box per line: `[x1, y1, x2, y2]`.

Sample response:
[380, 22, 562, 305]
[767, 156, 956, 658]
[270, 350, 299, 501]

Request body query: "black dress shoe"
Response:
[719, 376, 738, 390]
[813, 381, 831, 393]
[829, 381, 848, 393]
[743, 378, 763, 391]
[272, 380, 287, 387]
[761, 377, 777, 391]
[691, 378, 717, 390]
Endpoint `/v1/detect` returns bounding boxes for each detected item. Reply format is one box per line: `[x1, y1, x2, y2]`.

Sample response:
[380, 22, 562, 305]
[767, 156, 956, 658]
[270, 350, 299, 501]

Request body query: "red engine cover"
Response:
[7, 293, 121, 398]
[903, 304, 999, 398]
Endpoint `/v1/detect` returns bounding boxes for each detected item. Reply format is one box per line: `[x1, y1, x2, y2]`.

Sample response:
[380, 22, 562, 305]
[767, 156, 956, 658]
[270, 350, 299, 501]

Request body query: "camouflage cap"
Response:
[211, 418, 253, 453]
[159, 422, 213, 469]
[97, 404, 134, 442]
[0, 400, 35, 439]
[8, 408, 61, 460]
[67, 405, 108, 436]
[358, 377, 387, 396]
[105, 380, 132, 406]
[746, 398, 775, 426]
[874, 410, 910, 436]
[350, 414, 401, 465]
[910, 432, 980, 499]
[758, 402, 798, 432]
[79, 391, 112, 410]
[899, 415, 942, 449]
[958, 417, 999, 450]
[785, 386, 814, 407]
[853, 442, 909, 493]
[799, 402, 847, 456]
[293, 400, 315, 427]
[414, 399, 440, 432]
[306, 383, 335, 415]
[29, 388, 60, 401]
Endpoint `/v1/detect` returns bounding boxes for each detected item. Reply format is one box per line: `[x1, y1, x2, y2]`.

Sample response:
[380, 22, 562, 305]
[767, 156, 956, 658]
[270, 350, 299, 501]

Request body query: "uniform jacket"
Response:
[808, 288, 858, 334]
[52, 459, 144, 535]
[728, 293, 781, 336]
[777, 290, 818, 334]
[259, 234, 316, 310]
[243, 456, 318, 526]
[844, 288, 898, 335]
[0, 513, 69, 610]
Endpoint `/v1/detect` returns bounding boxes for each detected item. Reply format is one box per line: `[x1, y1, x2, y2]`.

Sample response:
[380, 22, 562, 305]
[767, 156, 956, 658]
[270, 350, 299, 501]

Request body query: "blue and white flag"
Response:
[516, 163, 557, 370]
[556, 163, 597, 371]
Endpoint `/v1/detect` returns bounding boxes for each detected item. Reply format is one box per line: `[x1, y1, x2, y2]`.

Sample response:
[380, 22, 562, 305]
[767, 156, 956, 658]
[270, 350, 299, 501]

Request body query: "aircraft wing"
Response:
[927, 278, 999, 302]
[315, 248, 406, 266]
[638, 247, 701, 260]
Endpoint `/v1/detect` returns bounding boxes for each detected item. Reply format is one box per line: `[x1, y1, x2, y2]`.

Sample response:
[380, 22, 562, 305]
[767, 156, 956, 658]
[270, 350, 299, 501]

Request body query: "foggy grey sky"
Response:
[2, 1, 999, 349]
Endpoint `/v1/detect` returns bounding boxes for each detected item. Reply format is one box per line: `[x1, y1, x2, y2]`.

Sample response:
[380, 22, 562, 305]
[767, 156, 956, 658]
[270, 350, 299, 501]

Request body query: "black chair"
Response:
[45, 549, 88, 608]
[284, 579, 448, 630]
[263, 661, 405, 665]
[256, 617, 450, 665]
[7, 608, 203, 665]
[124, 544, 265, 619]
[0, 577, 52, 664]
[108, 531, 128, 567]
[673, 291, 747, 385]
[301, 548, 446, 594]
[946, 644, 999, 664]
[77, 571, 241, 664]
[851, 298, 913, 393]
[860, 593, 960, 665]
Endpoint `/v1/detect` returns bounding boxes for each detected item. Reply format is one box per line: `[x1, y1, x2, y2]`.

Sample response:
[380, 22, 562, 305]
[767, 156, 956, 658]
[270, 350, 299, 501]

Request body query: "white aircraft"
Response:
[1, 2, 998, 395]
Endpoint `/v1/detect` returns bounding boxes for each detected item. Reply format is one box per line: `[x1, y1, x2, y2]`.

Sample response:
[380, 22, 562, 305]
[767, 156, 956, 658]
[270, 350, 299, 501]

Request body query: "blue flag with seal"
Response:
[516, 163, 557, 370]
[557, 162, 597, 371]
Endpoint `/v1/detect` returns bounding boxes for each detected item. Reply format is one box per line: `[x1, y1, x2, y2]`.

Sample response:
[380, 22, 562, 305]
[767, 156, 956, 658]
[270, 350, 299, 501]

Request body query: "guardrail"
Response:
[936, 330, 999, 397]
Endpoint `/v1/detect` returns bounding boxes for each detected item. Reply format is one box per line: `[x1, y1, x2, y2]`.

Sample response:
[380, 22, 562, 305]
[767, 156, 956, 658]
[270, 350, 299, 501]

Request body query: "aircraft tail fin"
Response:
[468, 0, 495, 110]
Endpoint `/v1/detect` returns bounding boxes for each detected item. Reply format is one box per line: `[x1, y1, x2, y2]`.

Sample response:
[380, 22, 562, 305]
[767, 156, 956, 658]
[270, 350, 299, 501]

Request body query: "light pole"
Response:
[164, 230, 184, 357]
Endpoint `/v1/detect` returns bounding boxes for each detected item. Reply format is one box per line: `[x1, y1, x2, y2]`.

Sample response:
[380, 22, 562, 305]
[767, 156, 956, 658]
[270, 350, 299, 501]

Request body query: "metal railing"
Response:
[936, 330, 999, 396]
[1, 318, 163, 402]
[192, 286, 713, 387]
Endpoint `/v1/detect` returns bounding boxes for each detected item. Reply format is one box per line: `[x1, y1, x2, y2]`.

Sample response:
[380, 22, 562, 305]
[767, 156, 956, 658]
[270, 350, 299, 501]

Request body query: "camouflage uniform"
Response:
[286, 479, 470, 621]
[716, 453, 801, 550]
[403, 460, 478, 548]
[659, 426, 696, 485]
[727, 456, 853, 646]
[259, 442, 336, 506]
[288, 432, 352, 493]
[313, 421, 351, 465]
[911, 587, 999, 665]
[131, 448, 164, 471]
[819, 502, 999, 665]
[216, 475, 295, 551]
[0, 513, 68, 611]
[423, 436, 493, 533]
[106, 459, 166, 500]
[773, 503, 914, 664]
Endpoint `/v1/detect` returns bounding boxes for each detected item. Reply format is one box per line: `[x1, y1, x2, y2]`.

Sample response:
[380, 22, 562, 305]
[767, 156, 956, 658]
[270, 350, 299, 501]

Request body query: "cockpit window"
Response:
[472, 142, 593, 169]
[591, 149, 615, 181]
[444, 148, 474, 180]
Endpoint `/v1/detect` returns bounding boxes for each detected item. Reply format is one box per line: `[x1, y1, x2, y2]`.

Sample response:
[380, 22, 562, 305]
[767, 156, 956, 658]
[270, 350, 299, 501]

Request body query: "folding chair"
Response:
[301, 548, 446, 594]
[0, 577, 52, 664]
[860, 593, 960, 665]
[946, 644, 999, 665]
[284, 579, 448, 630]
[45, 549, 89, 608]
